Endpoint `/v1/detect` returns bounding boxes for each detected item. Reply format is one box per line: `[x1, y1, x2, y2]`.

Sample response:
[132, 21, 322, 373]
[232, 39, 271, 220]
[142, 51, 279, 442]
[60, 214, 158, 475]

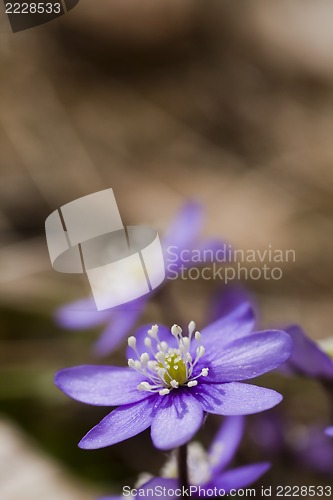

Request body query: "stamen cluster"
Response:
[127, 322, 209, 396]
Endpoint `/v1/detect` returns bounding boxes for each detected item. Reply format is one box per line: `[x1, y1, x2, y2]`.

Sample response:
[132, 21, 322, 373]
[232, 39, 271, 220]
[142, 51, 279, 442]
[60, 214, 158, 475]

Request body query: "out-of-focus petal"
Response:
[208, 462, 270, 492]
[204, 330, 292, 382]
[151, 390, 204, 450]
[208, 416, 245, 474]
[94, 305, 143, 356]
[55, 366, 149, 406]
[195, 383, 282, 415]
[141, 478, 178, 498]
[325, 426, 333, 437]
[56, 297, 111, 329]
[207, 285, 257, 325]
[79, 397, 158, 449]
[283, 325, 333, 379]
[163, 201, 204, 252]
[179, 239, 228, 270]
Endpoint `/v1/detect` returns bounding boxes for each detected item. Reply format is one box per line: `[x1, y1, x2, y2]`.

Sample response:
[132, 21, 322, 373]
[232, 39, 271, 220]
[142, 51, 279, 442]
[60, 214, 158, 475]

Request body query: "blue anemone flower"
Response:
[55, 301, 291, 451]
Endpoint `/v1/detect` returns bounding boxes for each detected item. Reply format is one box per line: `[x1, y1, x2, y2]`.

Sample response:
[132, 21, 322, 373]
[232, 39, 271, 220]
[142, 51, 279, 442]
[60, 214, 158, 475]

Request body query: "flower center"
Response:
[158, 352, 187, 386]
[127, 322, 209, 396]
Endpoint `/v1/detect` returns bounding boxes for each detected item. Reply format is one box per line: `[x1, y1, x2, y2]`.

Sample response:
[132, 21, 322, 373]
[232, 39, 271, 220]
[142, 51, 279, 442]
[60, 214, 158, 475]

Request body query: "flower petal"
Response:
[200, 301, 256, 353]
[163, 201, 204, 253]
[195, 382, 282, 415]
[141, 478, 178, 497]
[208, 462, 270, 492]
[79, 397, 157, 449]
[204, 330, 292, 382]
[127, 324, 177, 359]
[208, 416, 245, 474]
[208, 285, 257, 325]
[55, 366, 149, 406]
[151, 390, 204, 450]
[56, 297, 111, 329]
[325, 426, 333, 437]
[97, 478, 179, 500]
[283, 325, 333, 379]
[94, 305, 143, 356]
[179, 239, 228, 270]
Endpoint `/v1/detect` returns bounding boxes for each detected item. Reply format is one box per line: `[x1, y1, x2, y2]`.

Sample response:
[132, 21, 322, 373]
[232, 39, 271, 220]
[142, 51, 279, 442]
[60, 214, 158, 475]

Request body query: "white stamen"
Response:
[147, 360, 157, 370]
[159, 388, 170, 396]
[195, 331, 201, 343]
[137, 382, 152, 391]
[160, 341, 168, 352]
[188, 321, 196, 336]
[148, 325, 159, 339]
[144, 337, 152, 349]
[171, 324, 182, 337]
[128, 321, 208, 395]
[128, 336, 137, 349]
[140, 353, 150, 365]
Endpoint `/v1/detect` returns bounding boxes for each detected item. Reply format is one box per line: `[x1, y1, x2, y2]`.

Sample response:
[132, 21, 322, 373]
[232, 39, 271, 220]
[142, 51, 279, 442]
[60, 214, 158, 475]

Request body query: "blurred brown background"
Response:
[1, 0, 333, 498]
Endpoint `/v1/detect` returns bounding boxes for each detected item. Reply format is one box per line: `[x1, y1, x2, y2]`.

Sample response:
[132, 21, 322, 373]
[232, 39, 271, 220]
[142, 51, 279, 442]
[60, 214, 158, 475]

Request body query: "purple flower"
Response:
[252, 412, 333, 476]
[55, 301, 292, 451]
[100, 416, 270, 499]
[55, 202, 226, 356]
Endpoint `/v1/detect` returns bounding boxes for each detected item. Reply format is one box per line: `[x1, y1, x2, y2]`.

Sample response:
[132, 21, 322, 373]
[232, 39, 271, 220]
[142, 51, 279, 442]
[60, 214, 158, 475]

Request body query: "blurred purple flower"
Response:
[101, 416, 270, 499]
[55, 202, 226, 356]
[253, 414, 333, 476]
[55, 301, 291, 451]
[287, 424, 333, 476]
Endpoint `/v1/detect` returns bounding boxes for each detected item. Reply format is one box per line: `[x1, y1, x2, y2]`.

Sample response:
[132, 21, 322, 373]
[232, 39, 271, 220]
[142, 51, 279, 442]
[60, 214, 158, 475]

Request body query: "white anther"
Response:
[148, 325, 159, 339]
[157, 368, 166, 379]
[160, 341, 168, 352]
[171, 324, 182, 337]
[144, 337, 152, 348]
[195, 331, 202, 343]
[128, 359, 135, 368]
[159, 388, 170, 396]
[155, 352, 165, 363]
[128, 336, 137, 349]
[182, 337, 190, 349]
[170, 380, 179, 388]
[140, 353, 150, 365]
[187, 381, 198, 387]
[196, 346, 205, 358]
[147, 360, 157, 370]
[137, 382, 152, 391]
[134, 360, 142, 370]
[201, 368, 209, 377]
[188, 321, 196, 335]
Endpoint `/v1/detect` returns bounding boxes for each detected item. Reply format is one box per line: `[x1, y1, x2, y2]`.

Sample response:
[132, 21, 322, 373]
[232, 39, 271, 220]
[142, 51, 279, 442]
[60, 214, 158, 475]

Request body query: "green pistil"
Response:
[160, 353, 187, 385]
